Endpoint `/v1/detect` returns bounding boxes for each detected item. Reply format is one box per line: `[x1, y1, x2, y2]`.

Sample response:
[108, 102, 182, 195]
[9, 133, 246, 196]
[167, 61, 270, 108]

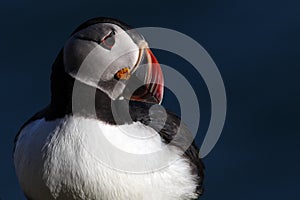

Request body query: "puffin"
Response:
[13, 17, 204, 200]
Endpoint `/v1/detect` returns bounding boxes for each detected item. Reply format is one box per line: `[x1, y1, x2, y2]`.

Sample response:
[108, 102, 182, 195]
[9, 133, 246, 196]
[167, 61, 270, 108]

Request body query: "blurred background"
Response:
[0, 0, 299, 199]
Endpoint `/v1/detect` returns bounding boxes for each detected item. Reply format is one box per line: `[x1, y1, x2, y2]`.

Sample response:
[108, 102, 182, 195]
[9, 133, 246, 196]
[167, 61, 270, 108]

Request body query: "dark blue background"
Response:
[1, 0, 299, 199]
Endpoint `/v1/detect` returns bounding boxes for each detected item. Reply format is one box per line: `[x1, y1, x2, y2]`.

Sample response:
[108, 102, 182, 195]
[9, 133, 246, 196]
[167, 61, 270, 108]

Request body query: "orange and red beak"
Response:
[123, 48, 164, 104]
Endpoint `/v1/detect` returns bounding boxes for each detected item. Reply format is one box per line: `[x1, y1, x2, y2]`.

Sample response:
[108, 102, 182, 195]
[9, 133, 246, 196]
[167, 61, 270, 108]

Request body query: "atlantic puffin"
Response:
[13, 17, 204, 200]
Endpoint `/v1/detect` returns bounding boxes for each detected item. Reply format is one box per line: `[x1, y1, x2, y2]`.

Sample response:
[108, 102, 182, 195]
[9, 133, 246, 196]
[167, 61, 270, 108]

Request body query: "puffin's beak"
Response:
[123, 45, 164, 104]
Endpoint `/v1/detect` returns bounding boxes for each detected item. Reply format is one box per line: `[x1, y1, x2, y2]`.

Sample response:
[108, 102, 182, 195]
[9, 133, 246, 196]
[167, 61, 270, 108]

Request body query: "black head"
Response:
[50, 17, 164, 120]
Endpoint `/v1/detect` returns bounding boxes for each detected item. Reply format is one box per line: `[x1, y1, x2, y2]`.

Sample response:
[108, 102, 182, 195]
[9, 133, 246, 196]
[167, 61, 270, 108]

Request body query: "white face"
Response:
[63, 23, 141, 99]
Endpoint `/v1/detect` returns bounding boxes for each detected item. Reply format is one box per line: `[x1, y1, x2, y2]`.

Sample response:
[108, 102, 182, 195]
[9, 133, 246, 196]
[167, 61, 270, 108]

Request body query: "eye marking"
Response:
[100, 30, 115, 50]
[114, 67, 131, 80]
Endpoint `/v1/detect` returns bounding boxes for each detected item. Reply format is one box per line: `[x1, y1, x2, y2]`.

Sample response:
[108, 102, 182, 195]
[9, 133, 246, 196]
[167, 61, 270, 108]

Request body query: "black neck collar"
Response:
[48, 49, 143, 125]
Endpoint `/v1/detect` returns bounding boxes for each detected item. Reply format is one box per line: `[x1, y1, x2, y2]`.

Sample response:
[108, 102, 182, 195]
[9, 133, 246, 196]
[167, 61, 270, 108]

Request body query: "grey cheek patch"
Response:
[63, 25, 140, 101]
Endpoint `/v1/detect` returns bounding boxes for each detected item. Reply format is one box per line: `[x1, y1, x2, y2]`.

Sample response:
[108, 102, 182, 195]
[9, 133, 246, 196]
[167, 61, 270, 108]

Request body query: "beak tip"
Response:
[127, 48, 164, 104]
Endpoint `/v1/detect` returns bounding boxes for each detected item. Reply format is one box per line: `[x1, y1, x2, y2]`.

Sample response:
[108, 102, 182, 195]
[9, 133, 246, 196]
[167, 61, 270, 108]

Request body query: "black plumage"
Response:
[14, 17, 204, 199]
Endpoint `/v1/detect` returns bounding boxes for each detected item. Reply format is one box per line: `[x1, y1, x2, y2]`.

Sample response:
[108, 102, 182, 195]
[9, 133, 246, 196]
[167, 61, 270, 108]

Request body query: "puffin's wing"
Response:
[129, 102, 204, 196]
[13, 106, 51, 154]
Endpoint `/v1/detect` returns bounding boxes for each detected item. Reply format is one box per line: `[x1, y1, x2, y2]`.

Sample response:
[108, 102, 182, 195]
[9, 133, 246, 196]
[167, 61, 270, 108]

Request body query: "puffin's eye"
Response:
[100, 31, 115, 50]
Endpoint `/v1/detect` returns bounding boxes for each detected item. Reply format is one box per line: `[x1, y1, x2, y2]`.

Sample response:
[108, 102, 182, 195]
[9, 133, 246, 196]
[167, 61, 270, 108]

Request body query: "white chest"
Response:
[14, 115, 198, 200]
